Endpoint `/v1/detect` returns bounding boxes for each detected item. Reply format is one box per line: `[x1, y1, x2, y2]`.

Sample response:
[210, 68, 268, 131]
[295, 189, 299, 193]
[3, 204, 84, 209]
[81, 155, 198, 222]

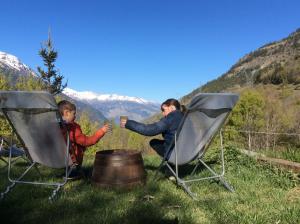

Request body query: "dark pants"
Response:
[149, 139, 166, 157]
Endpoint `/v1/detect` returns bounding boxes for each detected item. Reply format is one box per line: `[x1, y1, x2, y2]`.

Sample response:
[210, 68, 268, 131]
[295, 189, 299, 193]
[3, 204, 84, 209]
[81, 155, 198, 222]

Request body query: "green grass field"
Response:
[0, 147, 299, 224]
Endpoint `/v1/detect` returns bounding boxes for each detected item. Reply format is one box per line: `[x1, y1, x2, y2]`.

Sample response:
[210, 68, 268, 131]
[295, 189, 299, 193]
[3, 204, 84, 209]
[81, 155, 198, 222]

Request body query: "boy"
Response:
[58, 100, 109, 179]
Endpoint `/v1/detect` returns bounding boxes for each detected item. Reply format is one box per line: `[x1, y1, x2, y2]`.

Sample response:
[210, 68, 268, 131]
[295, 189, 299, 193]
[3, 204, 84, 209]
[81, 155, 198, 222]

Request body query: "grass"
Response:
[0, 147, 299, 224]
[260, 147, 300, 163]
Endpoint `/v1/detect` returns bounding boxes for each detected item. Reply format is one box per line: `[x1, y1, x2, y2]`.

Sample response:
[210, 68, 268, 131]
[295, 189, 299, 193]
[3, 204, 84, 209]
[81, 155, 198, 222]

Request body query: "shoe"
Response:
[168, 176, 176, 182]
[164, 169, 176, 182]
[66, 168, 84, 181]
[164, 168, 173, 177]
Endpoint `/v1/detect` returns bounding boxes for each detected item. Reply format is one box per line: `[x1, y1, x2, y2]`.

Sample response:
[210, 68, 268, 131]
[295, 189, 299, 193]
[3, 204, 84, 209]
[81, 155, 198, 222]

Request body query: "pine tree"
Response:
[37, 32, 67, 95]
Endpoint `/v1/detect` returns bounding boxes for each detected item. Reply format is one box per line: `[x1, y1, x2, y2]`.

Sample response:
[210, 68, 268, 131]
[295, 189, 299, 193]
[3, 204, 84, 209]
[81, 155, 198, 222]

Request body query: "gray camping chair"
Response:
[158, 93, 239, 199]
[0, 91, 73, 200]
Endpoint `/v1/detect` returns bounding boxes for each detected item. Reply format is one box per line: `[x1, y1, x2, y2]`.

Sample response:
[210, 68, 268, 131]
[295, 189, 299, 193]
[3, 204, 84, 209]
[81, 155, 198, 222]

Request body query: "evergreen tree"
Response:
[37, 32, 67, 95]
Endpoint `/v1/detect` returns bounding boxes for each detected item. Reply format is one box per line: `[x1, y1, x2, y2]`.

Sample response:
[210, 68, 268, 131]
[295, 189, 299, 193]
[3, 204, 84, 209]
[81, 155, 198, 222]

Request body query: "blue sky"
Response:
[1, 0, 300, 102]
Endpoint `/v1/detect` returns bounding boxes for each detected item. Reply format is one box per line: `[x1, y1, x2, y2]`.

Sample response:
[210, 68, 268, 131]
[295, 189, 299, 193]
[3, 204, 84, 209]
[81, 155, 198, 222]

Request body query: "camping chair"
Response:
[157, 93, 239, 200]
[0, 91, 73, 200]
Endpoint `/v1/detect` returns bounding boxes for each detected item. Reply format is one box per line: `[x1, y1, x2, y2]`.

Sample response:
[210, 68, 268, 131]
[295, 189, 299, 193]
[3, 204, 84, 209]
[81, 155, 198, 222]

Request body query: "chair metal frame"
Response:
[157, 118, 234, 200]
[0, 137, 9, 165]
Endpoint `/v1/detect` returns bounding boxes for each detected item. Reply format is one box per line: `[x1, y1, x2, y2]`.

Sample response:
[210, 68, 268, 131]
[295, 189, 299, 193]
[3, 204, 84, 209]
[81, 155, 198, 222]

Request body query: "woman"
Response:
[120, 98, 185, 158]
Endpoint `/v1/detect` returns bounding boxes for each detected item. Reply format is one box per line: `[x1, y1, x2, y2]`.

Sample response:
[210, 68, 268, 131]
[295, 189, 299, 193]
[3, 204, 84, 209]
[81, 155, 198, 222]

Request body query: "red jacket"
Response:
[62, 122, 105, 166]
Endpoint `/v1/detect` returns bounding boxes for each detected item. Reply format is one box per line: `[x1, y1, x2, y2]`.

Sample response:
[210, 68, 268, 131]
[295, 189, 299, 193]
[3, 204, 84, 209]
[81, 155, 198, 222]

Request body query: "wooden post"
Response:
[248, 131, 251, 150]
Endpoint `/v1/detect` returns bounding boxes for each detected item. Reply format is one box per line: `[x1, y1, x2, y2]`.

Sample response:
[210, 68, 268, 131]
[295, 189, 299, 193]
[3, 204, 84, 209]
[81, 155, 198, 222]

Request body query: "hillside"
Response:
[182, 28, 300, 103]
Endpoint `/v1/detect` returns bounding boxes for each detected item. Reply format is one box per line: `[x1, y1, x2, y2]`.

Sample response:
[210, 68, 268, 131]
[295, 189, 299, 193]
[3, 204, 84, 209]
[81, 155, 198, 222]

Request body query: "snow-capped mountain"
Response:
[63, 88, 160, 122]
[0, 51, 35, 77]
[63, 88, 152, 104]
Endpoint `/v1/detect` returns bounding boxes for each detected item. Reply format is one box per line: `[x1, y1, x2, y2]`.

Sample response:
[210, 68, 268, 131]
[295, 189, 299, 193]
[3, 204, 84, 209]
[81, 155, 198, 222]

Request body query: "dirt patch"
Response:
[285, 186, 300, 203]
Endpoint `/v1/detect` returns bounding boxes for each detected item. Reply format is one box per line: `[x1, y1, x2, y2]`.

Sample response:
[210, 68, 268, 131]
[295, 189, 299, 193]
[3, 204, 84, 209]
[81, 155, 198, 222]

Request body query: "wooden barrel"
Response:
[91, 149, 146, 188]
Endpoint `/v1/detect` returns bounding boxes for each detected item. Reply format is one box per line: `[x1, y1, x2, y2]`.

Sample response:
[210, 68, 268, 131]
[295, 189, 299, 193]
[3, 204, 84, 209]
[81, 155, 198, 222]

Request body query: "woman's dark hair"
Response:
[161, 98, 187, 113]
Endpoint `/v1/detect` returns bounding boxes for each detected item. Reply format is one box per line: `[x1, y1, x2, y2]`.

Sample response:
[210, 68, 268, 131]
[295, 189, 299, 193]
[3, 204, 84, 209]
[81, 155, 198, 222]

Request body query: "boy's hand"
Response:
[101, 123, 110, 133]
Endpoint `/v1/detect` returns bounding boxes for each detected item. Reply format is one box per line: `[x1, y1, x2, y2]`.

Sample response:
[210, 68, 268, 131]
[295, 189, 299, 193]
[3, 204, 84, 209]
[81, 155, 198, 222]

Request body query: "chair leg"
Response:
[0, 157, 8, 164]
[190, 162, 201, 176]
[218, 177, 234, 192]
[164, 164, 199, 200]
[1, 154, 32, 170]
[49, 164, 74, 201]
[0, 157, 9, 171]
[0, 157, 21, 169]
[0, 182, 16, 200]
[1, 161, 35, 200]
[198, 158, 234, 192]
[33, 164, 42, 177]
[177, 179, 198, 200]
[49, 185, 62, 201]
[17, 156, 41, 177]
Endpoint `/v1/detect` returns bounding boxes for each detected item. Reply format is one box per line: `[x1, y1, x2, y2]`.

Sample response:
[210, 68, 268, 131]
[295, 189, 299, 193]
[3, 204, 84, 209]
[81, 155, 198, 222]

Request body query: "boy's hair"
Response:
[57, 100, 76, 115]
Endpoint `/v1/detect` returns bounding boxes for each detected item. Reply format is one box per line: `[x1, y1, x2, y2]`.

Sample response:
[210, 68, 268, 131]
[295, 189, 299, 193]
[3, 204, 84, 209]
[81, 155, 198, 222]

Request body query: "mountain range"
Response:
[0, 51, 160, 123]
[1, 27, 300, 124]
[62, 88, 160, 122]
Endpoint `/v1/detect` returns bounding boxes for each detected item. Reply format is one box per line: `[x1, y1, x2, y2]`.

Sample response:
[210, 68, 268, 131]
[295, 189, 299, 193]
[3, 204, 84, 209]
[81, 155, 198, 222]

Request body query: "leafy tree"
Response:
[37, 33, 67, 95]
[0, 74, 11, 136]
[229, 89, 265, 131]
[228, 89, 265, 149]
[0, 73, 10, 90]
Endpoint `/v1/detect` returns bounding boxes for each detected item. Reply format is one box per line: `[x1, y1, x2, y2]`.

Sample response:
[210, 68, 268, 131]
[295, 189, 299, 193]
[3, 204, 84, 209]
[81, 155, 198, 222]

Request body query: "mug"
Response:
[120, 116, 128, 128]
[104, 120, 113, 133]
